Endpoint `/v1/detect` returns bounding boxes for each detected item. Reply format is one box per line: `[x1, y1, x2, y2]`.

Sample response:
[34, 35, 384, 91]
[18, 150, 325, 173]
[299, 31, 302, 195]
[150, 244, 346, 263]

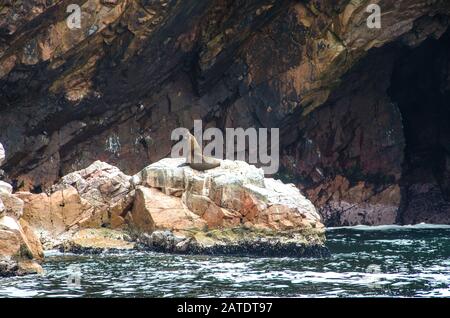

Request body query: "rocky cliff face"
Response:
[1, 0, 449, 226]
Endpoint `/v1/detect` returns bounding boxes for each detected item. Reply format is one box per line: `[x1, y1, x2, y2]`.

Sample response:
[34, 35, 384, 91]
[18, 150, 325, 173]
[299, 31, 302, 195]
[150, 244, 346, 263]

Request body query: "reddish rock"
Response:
[17, 161, 133, 247]
[0, 216, 43, 276]
[1, 1, 449, 227]
[131, 186, 207, 234]
[131, 158, 322, 233]
[0, 192, 24, 220]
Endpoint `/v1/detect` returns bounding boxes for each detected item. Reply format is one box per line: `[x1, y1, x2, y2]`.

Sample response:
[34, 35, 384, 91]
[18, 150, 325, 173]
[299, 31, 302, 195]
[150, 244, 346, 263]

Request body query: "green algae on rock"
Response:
[137, 227, 329, 258]
[59, 228, 135, 254]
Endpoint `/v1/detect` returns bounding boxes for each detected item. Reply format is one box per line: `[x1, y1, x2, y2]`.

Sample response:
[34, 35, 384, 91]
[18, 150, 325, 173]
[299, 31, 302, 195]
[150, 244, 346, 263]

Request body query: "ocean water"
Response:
[0, 224, 449, 297]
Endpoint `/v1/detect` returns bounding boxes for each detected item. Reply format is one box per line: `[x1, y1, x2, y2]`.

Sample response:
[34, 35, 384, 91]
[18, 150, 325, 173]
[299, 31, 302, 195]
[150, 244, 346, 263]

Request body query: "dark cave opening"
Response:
[31, 184, 43, 194]
[388, 30, 450, 223]
[281, 27, 450, 226]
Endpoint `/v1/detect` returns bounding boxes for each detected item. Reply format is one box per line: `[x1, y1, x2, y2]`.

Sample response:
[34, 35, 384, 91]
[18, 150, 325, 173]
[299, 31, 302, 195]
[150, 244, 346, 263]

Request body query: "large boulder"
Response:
[131, 158, 327, 257]
[0, 192, 24, 220]
[18, 161, 134, 248]
[52, 161, 133, 228]
[131, 186, 207, 234]
[18, 219, 45, 260]
[16, 186, 95, 248]
[0, 143, 44, 276]
[0, 180, 12, 194]
[52, 160, 132, 210]
[0, 216, 43, 276]
[134, 158, 322, 231]
[16, 192, 59, 236]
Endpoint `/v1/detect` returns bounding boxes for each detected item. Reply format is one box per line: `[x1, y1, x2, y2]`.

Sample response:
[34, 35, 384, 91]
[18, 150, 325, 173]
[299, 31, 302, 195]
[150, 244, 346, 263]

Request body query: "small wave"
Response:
[326, 224, 450, 232]
[3, 228, 449, 298]
[43, 249, 64, 257]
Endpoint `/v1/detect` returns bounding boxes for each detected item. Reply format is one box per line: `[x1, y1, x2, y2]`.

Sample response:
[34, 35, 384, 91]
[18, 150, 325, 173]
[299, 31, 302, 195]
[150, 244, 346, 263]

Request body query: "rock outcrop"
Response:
[128, 158, 326, 256]
[0, 216, 44, 276]
[0, 143, 44, 277]
[16, 160, 133, 249]
[17, 158, 326, 258]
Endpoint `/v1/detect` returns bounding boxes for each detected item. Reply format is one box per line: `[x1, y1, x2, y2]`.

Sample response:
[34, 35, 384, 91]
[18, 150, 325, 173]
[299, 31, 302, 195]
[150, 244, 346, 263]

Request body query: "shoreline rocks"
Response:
[0, 216, 44, 277]
[128, 158, 327, 258]
[15, 161, 134, 250]
[3, 157, 328, 268]
[136, 228, 329, 258]
[0, 142, 44, 277]
[59, 228, 135, 254]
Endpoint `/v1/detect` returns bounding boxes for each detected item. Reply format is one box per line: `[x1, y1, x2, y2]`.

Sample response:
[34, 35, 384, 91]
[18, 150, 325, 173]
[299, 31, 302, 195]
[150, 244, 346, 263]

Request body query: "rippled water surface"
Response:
[1, 225, 449, 297]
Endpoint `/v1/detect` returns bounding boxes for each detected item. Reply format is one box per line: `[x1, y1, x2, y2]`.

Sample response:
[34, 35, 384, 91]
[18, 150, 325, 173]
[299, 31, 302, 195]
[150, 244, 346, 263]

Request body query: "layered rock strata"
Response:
[1, 1, 449, 226]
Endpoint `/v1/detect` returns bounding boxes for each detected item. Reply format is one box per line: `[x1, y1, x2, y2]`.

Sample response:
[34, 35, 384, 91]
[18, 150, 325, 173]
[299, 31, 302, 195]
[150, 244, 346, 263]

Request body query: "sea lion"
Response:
[180, 132, 221, 171]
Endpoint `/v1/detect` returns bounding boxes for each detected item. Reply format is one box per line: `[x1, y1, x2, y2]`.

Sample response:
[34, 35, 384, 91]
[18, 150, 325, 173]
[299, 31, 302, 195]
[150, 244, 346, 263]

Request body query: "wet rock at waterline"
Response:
[136, 228, 329, 258]
[59, 228, 135, 254]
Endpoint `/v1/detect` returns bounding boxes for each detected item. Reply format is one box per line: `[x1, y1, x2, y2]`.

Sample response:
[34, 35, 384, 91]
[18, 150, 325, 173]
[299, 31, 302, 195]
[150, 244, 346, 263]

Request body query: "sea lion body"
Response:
[181, 132, 221, 171]
[188, 159, 221, 171]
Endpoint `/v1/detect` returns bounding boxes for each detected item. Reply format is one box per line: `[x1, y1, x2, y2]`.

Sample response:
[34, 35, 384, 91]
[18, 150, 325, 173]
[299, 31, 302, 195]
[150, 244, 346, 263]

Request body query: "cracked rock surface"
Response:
[1, 0, 449, 225]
